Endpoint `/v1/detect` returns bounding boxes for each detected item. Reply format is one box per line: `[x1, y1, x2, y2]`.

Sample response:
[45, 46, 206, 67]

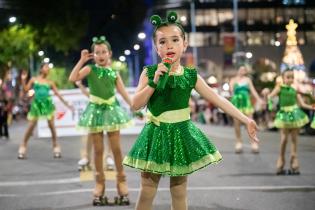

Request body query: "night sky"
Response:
[0, 0, 150, 66]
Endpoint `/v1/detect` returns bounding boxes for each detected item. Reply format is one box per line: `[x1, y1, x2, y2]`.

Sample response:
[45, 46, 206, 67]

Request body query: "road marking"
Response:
[0, 177, 81, 186]
[1, 185, 315, 197]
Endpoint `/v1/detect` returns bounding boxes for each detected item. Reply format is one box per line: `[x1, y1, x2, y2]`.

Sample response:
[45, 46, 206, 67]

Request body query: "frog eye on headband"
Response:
[167, 11, 177, 23]
[150, 15, 162, 27]
[99, 36, 106, 42]
[92, 36, 107, 44]
[92, 37, 98, 43]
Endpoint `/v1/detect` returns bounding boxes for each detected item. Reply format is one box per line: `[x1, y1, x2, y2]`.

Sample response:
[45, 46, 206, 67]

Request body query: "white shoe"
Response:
[78, 158, 89, 166]
[106, 156, 115, 170]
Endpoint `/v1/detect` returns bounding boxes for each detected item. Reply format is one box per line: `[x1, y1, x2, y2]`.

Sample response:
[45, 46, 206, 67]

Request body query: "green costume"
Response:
[78, 64, 132, 132]
[311, 116, 315, 129]
[274, 85, 309, 128]
[231, 83, 254, 115]
[123, 65, 222, 176]
[27, 81, 55, 120]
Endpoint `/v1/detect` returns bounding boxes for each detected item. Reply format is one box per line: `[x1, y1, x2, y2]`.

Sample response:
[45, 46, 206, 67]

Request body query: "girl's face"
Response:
[40, 64, 50, 75]
[93, 44, 111, 66]
[154, 25, 187, 63]
[238, 66, 247, 76]
[282, 70, 294, 85]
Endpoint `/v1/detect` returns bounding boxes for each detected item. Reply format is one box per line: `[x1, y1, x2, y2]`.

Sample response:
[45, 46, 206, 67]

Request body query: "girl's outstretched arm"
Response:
[69, 49, 93, 82]
[297, 93, 315, 110]
[195, 75, 259, 143]
[116, 74, 132, 107]
[229, 78, 235, 95]
[21, 70, 34, 92]
[50, 81, 73, 110]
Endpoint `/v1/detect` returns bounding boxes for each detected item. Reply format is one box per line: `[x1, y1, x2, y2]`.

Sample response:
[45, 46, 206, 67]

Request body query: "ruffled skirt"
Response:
[123, 120, 222, 176]
[78, 100, 133, 132]
[231, 93, 254, 115]
[274, 105, 309, 128]
[27, 98, 55, 120]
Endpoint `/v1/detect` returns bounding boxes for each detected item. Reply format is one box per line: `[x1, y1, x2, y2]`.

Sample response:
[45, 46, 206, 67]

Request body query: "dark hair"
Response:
[90, 36, 112, 52]
[40, 62, 48, 69]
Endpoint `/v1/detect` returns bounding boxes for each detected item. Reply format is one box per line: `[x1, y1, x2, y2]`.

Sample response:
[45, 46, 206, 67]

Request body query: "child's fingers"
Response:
[252, 135, 259, 143]
[157, 63, 168, 72]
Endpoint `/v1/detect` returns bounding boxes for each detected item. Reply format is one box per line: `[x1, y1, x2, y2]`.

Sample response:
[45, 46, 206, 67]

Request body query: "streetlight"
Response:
[124, 50, 131, 56]
[43, 57, 50, 63]
[9, 16, 16, 23]
[246, 52, 253, 59]
[180, 16, 187, 22]
[48, 63, 54, 68]
[133, 44, 141, 85]
[119, 55, 126, 62]
[133, 44, 140, 51]
[138, 32, 146, 40]
[38, 51, 44, 56]
[124, 50, 133, 86]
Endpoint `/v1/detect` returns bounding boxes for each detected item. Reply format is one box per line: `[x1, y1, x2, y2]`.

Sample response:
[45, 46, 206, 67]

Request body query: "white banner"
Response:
[37, 87, 145, 138]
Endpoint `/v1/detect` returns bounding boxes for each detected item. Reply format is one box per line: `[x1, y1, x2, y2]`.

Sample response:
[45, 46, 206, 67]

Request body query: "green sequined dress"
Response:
[230, 83, 254, 115]
[27, 81, 55, 120]
[78, 65, 132, 133]
[311, 116, 315, 129]
[274, 85, 309, 128]
[123, 65, 222, 176]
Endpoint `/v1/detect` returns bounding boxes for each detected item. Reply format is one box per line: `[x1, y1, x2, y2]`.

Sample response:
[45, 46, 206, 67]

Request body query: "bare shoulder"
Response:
[46, 79, 55, 87]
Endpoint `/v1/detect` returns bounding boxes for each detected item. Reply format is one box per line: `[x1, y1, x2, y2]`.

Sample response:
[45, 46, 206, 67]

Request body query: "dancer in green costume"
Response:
[69, 36, 132, 206]
[18, 63, 72, 159]
[311, 113, 315, 129]
[268, 67, 314, 175]
[311, 116, 315, 128]
[123, 11, 260, 210]
[75, 80, 115, 172]
[230, 65, 264, 154]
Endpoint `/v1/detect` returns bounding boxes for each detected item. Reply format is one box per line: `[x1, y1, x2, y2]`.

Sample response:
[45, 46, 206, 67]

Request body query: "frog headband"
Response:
[91, 36, 111, 51]
[150, 11, 185, 40]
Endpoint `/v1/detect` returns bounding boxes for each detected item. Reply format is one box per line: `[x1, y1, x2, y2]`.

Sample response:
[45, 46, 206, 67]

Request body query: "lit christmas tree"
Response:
[280, 19, 306, 84]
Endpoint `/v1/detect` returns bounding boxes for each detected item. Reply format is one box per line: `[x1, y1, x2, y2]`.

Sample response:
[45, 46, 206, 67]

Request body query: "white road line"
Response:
[1, 185, 315, 197]
[0, 177, 81, 186]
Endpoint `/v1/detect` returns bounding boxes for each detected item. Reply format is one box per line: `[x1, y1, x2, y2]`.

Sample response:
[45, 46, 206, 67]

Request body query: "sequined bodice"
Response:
[146, 65, 197, 116]
[279, 85, 297, 107]
[33, 81, 51, 100]
[87, 64, 117, 100]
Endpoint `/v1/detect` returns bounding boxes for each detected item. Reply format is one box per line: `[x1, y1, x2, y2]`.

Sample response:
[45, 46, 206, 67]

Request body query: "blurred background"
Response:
[0, 0, 315, 134]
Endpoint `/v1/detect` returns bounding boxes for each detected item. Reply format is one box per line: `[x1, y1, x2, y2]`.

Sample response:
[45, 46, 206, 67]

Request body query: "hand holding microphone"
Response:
[156, 57, 173, 90]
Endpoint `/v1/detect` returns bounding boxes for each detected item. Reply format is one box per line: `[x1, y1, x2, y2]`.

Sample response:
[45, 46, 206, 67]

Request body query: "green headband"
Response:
[91, 36, 111, 51]
[92, 36, 106, 44]
[150, 11, 185, 39]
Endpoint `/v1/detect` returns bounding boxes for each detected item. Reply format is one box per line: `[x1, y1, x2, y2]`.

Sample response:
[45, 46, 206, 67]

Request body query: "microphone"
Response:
[157, 57, 173, 90]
